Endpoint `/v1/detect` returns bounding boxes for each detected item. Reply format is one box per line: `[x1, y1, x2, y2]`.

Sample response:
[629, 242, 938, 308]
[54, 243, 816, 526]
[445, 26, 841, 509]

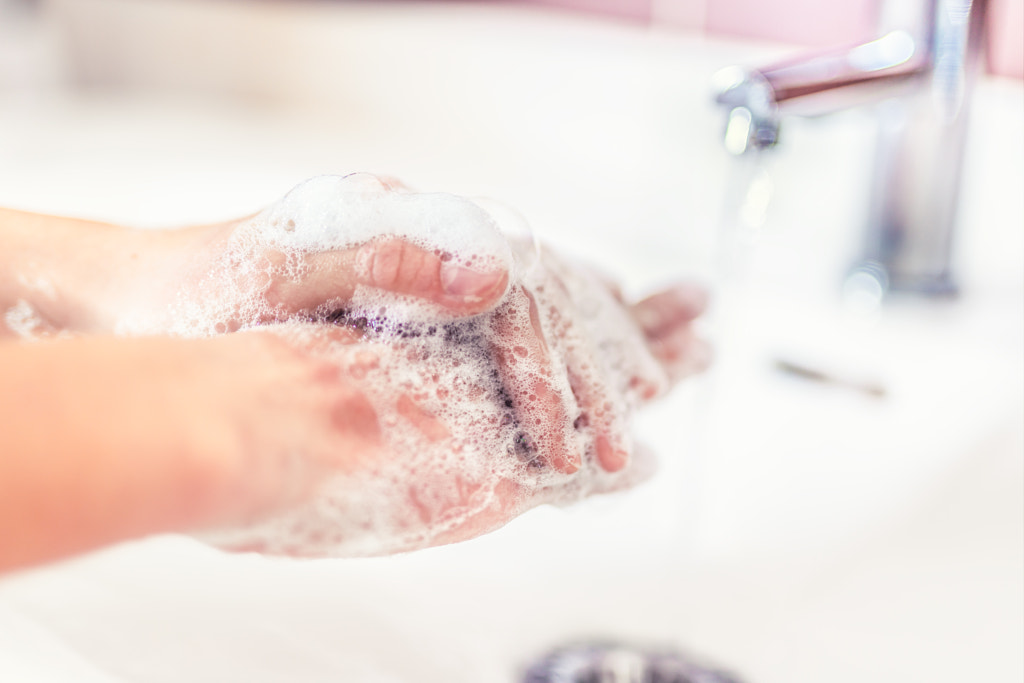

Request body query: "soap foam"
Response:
[197, 176, 669, 556]
[118, 174, 515, 338]
[244, 174, 512, 261]
[3, 299, 47, 339]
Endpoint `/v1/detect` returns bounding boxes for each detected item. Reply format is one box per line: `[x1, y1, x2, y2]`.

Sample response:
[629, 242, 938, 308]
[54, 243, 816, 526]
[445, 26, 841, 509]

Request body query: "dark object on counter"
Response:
[522, 641, 745, 683]
[773, 357, 887, 399]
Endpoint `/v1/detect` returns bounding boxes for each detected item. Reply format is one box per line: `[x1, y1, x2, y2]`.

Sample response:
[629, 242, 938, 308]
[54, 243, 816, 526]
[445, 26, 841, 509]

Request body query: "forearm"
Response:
[0, 334, 321, 573]
[0, 208, 205, 337]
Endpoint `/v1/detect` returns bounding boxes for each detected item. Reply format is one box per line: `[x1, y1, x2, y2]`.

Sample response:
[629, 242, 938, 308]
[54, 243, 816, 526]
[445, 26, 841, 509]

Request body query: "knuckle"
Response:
[367, 239, 404, 289]
[367, 239, 439, 295]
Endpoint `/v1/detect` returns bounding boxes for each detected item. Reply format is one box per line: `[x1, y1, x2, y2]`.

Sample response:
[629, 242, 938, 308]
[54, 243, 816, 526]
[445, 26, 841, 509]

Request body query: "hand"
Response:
[204, 243, 709, 557]
[0, 177, 707, 571]
[1, 174, 511, 338]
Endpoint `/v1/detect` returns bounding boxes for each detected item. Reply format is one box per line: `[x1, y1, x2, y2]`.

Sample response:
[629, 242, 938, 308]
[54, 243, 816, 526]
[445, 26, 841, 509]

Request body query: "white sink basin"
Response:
[1, 3, 1021, 682]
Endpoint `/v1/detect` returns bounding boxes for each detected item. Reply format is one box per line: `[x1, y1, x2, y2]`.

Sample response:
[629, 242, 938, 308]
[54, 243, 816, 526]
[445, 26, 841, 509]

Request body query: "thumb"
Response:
[269, 237, 510, 317]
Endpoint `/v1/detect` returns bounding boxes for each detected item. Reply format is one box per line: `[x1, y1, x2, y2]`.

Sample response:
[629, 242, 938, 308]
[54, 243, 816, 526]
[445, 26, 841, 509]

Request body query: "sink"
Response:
[1, 2, 1021, 682]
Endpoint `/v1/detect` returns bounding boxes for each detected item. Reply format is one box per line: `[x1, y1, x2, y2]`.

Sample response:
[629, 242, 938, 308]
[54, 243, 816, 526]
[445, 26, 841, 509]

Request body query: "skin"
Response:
[0, 200, 708, 574]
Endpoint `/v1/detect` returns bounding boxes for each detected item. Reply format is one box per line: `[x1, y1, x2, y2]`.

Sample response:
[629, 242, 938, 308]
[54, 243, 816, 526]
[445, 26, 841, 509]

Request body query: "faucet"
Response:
[714, 0, 989, 297]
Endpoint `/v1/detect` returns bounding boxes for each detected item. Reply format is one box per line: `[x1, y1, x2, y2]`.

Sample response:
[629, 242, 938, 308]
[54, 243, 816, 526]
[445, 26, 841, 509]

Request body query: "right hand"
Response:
[204, 244, 709, 557]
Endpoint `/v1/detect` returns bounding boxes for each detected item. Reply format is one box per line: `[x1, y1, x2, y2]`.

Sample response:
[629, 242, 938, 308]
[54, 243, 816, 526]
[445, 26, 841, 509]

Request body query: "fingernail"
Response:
[596, 435, 628, 472]
[440, 263, 505, 300]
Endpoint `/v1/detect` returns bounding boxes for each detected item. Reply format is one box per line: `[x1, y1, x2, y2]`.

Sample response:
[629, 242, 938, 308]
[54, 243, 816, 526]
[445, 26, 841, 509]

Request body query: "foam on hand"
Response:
[236, 174, 512, 263]
[130, 174, 515, 338]
[189, 174, 670, 557]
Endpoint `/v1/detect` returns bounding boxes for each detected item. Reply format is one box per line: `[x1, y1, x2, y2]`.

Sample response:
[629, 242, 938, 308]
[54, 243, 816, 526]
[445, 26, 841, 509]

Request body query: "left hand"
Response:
[1, 175, 512, 339]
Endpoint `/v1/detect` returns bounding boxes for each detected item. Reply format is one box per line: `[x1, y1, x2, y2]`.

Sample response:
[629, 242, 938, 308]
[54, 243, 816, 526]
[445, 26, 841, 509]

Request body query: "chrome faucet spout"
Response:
[714, 0, 989, 297]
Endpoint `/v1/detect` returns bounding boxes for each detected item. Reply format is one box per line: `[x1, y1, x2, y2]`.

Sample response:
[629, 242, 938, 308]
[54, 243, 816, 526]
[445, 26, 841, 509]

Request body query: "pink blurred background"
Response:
[522, 0, 1023, 79]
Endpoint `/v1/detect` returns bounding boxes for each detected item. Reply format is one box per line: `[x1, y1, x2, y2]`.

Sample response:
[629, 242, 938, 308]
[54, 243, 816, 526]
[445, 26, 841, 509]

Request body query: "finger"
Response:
[647, 324, 712, 383]
[268, 238, 509, 317]
[533, 263, 633, 472]
[546, 267, 648, 470]
[490, 287, 581, 474]
[559, 304, 634, 471]
[375, 175, 413, 192]
[584, 443, 660, 496]
[356, 238, 509, 314]
[420, 478, 523, 549]
[396, 394, 451, 443]
[631, 283, 708, 340]
[568, 366, 630, 472]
